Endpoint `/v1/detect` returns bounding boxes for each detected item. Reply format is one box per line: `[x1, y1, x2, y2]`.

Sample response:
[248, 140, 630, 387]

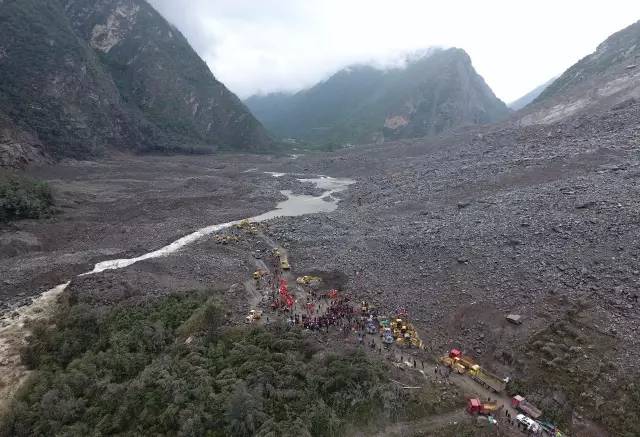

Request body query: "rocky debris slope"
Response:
[262, 101, 640, 417]
[520, 19, 640, 124]
[0, 0, 271, 166]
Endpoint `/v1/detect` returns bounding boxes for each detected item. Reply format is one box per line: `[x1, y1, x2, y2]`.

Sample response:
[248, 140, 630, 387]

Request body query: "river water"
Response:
[20, 173, 355, 302]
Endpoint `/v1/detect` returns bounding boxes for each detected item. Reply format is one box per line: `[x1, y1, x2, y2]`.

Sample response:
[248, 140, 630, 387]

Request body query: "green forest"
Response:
[1, 291, 460, 436]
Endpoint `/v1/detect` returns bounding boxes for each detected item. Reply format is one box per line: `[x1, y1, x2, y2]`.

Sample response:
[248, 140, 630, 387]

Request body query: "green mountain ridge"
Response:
[246, 48, 510, 145]
[0, 0, 271, 168]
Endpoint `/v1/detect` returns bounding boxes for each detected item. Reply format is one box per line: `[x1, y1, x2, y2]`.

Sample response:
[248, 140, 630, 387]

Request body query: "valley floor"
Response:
[1, 101, 640, 436]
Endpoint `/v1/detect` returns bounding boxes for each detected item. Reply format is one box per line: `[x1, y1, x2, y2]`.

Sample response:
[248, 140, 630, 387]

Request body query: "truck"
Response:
[448, 349, 477, 369]
[468, 364, 507, 393]
[280, 254, 290, 270]
[466, 398, 498, 416]
[516, 414, 541, 433]
[512, 395, 542, 419]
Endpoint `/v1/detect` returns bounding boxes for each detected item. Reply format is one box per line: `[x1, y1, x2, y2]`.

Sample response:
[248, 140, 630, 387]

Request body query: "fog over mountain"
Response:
[149, 0, 640, 101]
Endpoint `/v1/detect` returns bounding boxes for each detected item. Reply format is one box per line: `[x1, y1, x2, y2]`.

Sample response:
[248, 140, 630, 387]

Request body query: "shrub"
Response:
[0, 172, 53, 222]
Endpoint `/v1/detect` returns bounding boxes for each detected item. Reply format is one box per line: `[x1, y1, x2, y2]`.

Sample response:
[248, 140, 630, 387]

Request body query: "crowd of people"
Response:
[285, 297, 357, 332]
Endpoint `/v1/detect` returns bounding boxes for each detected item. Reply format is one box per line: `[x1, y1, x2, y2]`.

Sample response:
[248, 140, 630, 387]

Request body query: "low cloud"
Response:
[149, 0, 640, 102]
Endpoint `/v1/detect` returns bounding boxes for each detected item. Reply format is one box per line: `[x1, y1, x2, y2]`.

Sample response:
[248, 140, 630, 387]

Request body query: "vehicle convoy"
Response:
[512, 395, 542, 419]
[439, 349, 507, 392]
[466, 398, 498, 416]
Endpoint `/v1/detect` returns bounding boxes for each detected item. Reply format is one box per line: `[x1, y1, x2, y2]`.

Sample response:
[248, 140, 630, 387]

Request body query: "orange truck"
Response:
[467, 398, 498, 415]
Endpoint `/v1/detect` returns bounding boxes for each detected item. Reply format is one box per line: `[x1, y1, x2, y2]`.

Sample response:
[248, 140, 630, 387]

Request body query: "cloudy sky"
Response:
[149, 0, 640, 103]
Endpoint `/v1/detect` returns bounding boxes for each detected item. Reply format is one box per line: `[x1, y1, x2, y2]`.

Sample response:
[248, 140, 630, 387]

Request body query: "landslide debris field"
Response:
[1, 101, 640, 435]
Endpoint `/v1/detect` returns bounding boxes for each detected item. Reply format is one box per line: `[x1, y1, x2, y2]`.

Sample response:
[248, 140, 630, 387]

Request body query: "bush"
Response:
[0, 172, 53, 222]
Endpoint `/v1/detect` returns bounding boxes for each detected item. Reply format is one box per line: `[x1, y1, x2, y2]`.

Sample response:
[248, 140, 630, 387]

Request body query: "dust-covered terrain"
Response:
[1, 101, 640, 435]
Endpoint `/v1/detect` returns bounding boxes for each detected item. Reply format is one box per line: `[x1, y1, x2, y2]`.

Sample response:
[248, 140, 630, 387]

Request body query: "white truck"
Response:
[516, 414, 541, 433]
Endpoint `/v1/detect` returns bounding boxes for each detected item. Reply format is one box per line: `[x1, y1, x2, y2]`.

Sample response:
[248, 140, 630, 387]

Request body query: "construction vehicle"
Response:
[214, 234, 239, 245]
[466, 398, 498, 416]
[296, 275, 322, 286]
[468, 365, 507, 393]
[439, 349, 506, 393]
[245, 309, 262, 323]
[511, 395, 542, 419]
[439, 355, 466, 374]
[280, 253, 290, 270]
[446, 349, 477, 369]
[236, 219, 259, 234]
[253, 270, 268, 281]
[391, 315, 422, 348]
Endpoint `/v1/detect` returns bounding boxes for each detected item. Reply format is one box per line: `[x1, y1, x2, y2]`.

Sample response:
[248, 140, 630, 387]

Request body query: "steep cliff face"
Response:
[63, 0, 271, 151]
[0, 114, 47, 169]
[0, 0, 270, 167]
[520, 20, 640, 125]
[246, 48, 509, 144]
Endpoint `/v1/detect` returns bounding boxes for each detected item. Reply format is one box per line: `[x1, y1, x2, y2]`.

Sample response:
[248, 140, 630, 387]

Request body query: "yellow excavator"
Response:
[392, 317, 423, 348]
[296, 275, 321, 285]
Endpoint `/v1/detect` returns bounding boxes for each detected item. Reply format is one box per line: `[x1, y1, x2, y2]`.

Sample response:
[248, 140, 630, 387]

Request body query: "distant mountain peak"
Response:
[246, 47, 508, 145]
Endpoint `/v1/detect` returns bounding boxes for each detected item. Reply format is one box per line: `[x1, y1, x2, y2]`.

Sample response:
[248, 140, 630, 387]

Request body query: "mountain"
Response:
[520, 20, 640, 125]
[508, 77, 556, 111]
[0, 0, 270, 168]
[246, 48, 510, 145]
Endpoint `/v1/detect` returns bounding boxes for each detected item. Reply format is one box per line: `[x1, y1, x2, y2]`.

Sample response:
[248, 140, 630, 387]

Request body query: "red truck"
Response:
[467, 398, 498, 415]
[512, 395, 542, 419]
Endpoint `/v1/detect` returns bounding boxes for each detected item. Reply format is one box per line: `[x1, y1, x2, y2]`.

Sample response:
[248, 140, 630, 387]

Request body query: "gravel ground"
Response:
[1, 101, 639, 435]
